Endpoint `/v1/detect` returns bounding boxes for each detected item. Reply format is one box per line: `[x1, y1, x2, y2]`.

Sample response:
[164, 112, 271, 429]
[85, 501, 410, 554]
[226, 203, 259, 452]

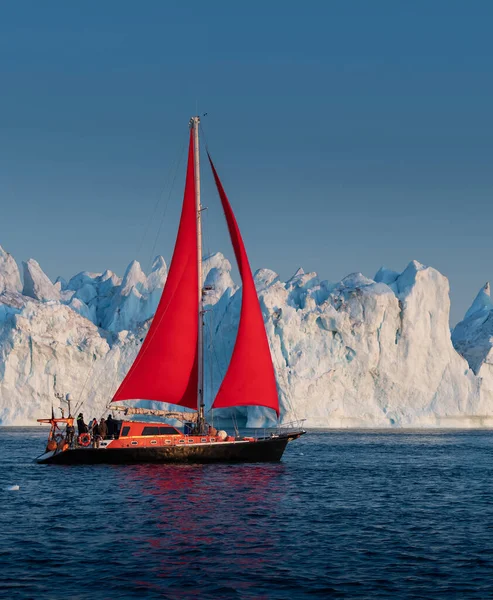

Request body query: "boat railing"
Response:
[253, 419, 306, 440]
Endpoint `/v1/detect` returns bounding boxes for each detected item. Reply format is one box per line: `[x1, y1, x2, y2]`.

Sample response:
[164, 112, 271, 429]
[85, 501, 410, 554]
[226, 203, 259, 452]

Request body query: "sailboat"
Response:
[36, 117, 305, 465]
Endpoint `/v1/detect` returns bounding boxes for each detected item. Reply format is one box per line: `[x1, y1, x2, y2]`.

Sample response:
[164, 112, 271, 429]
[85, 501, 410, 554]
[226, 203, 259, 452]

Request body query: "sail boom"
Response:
[112, 406, 198, 423]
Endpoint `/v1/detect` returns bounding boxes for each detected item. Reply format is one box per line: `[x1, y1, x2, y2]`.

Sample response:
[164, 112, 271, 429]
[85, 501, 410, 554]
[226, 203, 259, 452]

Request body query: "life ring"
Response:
[78, 433, 91, 447]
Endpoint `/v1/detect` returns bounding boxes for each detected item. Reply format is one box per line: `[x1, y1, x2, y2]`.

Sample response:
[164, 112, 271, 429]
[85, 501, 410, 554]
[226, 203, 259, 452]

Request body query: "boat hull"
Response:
[36, 432, 304, 465]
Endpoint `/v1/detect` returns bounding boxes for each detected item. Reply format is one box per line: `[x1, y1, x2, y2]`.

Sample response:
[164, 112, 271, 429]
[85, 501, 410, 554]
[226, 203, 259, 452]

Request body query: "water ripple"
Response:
[1, 428, 493, 598]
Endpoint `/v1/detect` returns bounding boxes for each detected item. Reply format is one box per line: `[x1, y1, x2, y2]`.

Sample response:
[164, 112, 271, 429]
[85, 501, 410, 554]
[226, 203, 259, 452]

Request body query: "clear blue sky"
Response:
[1, 0, 492, 324]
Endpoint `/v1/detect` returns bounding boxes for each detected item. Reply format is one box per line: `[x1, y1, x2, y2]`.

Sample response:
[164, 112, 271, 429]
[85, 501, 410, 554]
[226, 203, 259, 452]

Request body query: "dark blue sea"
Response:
[1, 428, 493, 599]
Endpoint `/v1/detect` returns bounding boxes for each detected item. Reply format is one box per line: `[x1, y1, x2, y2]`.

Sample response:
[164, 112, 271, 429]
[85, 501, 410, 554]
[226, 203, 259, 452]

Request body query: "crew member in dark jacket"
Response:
[106, 414, 114, 438]
[77, 413, 88, 435]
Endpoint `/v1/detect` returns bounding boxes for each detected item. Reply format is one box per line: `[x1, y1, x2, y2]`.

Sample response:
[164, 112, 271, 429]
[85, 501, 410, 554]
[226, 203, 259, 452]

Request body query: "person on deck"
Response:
[77, 413, 88, 435]
[65, 422, 75, 446]
[99, 417, 107, 440]
[92, 419, 100, 448]
[106, 414, 114, 438]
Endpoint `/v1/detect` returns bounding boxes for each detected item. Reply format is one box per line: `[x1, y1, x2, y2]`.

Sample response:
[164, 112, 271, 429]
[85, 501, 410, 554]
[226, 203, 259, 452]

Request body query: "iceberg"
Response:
[1, 244, 493, 428]
[0, 246, 22, 295]
[452, 282, 493, 376]
[22, 259, 60, 302]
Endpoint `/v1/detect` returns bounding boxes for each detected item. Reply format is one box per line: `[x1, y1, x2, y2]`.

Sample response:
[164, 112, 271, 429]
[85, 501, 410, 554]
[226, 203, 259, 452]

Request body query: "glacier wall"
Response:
[1, 244, 492, 428]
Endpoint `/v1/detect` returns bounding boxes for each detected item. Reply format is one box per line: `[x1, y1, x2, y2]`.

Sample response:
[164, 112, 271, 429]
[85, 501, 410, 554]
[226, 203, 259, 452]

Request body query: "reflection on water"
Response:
[1, 428, 493, 598]
[121, 464, 286, 596]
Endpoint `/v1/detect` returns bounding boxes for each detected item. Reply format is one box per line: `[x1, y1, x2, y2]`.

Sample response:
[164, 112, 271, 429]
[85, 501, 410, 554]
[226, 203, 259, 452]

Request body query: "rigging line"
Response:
[200, 120, 242, 402]
[134, 135, 187, 269]
[202, 291, 236, 416]
[208, 315, 214, 416]
[72, 144, 185, 416]
[202, 120, 289, 425]
[134, 171, 171, 262]
[73, 338, 126, 416]
[200, 159, 226, 422]
[212, 325, 226, 380]
[77, 141, 188, 415]
[74, 355, 98, 414]
[201, 246, 229, 388]
[199, 122, 209, 154]
[73, 358, 111, 417]
[98, 368, 121, 421]
[72, 336, 115, 416]
[216, 292, 237, 374]
[74, 364, 103, 412]
[204, 316, 226, 404]
[146, 139, 187, 274]
[202, 200, 235, 386]
[202, 199, 215, 408]
[105, 358, 123, 409]
[202, 299, 231, 422]
[75, 332, 128, 416]
[209, 326, 229, 412]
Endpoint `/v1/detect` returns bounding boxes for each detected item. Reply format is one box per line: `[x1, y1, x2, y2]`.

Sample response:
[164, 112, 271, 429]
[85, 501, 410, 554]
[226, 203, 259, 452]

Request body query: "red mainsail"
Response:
[208, 154, 280, 417]
[112, 132, 198, 409]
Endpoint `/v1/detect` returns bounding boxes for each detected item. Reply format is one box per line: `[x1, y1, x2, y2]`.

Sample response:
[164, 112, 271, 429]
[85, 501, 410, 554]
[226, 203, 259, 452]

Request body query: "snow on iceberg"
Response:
[22, 259, 60, 302]
[452, 282, 493, 376]
[0, 246, 22, 295]
[1, 244, 493, 428]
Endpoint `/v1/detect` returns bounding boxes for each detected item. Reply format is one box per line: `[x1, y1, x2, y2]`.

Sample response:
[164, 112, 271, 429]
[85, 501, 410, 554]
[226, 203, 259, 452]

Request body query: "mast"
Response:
[190, 116, 205, 432]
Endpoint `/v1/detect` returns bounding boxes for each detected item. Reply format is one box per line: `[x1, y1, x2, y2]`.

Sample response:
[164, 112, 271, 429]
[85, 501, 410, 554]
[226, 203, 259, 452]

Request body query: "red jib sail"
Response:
[112, 132, 198, 409]
[208, 154, 280, 417]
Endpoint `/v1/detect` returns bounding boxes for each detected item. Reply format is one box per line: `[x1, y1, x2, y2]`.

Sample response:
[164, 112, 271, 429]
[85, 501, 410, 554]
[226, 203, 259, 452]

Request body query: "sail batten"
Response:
[208, 154, 280, 417]
[112, 132, 198, 409]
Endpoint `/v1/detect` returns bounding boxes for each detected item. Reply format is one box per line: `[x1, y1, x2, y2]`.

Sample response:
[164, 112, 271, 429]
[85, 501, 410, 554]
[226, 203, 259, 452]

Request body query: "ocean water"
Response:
[1, 428, 493, 599]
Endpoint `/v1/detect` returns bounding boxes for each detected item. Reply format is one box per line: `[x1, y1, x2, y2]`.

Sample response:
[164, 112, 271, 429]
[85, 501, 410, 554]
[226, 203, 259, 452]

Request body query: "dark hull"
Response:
[36, 433, 304, 465]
